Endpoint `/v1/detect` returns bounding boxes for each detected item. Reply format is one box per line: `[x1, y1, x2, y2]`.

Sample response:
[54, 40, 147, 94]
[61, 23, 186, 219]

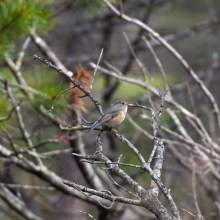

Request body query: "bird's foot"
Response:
[111, 128, 117, 133]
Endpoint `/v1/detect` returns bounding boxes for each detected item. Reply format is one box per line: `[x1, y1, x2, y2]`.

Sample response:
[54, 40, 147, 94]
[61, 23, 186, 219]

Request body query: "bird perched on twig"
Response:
[89, 100, 129, 132]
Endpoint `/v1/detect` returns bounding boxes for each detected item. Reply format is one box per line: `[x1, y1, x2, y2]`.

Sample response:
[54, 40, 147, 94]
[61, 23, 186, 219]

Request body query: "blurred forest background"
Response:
[0, 0, 220, 219]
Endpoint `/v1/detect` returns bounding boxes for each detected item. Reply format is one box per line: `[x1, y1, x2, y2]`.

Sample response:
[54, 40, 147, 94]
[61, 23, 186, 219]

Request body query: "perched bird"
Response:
[89, 100, 129, 132]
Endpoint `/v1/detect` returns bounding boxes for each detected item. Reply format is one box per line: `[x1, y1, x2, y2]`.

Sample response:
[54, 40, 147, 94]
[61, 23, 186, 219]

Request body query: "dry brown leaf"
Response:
[68, 64, 92, 113]
[55, 134, 68, 144]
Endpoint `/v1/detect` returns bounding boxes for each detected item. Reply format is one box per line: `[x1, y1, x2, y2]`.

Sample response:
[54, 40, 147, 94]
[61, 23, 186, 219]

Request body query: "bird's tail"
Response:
[88, 121, 100, 132]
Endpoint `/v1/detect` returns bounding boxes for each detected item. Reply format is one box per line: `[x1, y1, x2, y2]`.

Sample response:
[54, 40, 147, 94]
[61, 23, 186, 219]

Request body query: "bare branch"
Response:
[63, 179, 141, 206]
[0, 184, 43, 220]
[89, 48, 104, 92]
[103, 0, 220, 132]
[191, 155, 202, 215]
[34, 54, 103, 115]
[142, 36, 169, 91]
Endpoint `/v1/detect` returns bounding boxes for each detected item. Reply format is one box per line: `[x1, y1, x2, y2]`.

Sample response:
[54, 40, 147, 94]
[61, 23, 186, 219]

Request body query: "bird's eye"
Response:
[122, 102, 124, 105]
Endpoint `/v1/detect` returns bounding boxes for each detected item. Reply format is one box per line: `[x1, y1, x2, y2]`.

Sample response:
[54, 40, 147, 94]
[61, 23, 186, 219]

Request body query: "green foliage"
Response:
[0, 0, 52, 61]
[30, 92, 67, 116]
[27, 68, 68, 115]
[0, 67, 17, 83]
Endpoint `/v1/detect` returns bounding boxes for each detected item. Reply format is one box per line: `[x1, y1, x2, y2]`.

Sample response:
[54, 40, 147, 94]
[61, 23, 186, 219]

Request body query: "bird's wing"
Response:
[88, 112, 120, 132]
[98, 112, 120, 124]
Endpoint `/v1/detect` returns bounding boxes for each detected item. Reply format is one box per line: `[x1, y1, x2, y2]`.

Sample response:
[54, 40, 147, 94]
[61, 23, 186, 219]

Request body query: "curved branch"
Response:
[103, 0, 220, 133]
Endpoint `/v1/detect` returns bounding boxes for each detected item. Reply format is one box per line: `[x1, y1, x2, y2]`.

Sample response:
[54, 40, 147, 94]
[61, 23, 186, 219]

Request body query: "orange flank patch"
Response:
[104, 111, 125, 127]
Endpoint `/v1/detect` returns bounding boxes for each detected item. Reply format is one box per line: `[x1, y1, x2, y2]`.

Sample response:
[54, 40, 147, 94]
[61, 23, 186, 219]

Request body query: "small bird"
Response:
[89, 100, 129, 132]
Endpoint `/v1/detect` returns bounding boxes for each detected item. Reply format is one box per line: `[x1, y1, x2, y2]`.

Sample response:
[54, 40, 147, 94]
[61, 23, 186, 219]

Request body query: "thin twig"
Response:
[63, 180, 116, 209]
[191, 155, 202, 215]
[104, 169, 139, 198]
[0, 184, 43, 220]
[48, 85, 76, 112]
[186, 82, 197, 116]
[16, 37, 31, 69]
[118, 0, 123, 17]
[0, 104, 18, 122]
[122, 32, 155, 109]
[80, 117, 94, 124]
[31, 30, 73, 77]
[78, 210, 97, 220]
[0, 183, 56, 191]
[89, 48, 104, 92]
[34, 54, 103, 115]
[4, 80, 43, 166]
[80, 159, 142, 168]
[2, 129, 19, 154]
[103, 0, 220, 133]
[142, 36, 169, 91]
[104, 61, 123, 75]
